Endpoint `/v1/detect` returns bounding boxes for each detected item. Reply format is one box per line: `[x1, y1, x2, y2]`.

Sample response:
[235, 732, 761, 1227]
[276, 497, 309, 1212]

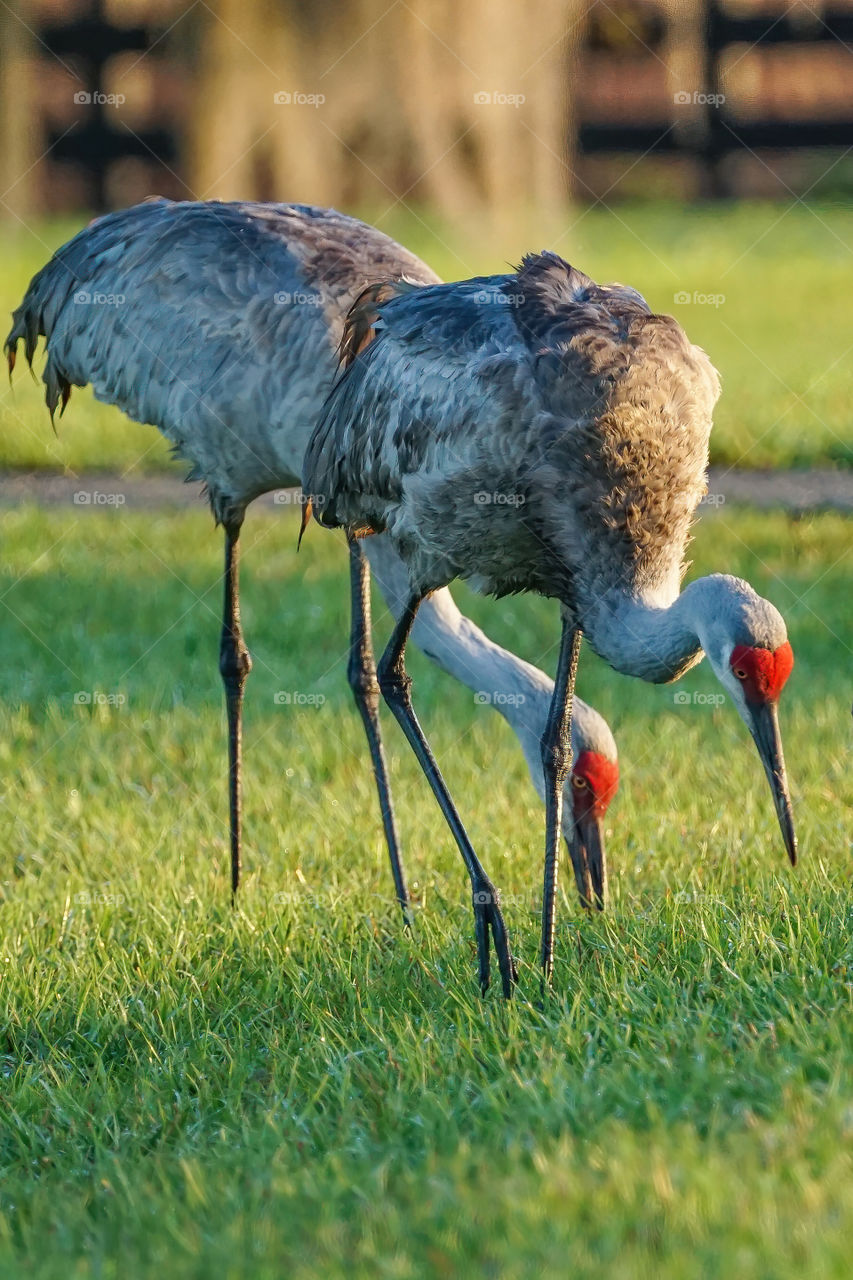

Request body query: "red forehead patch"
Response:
[730, 641, 794, 705]
[572, 750, 619, 820]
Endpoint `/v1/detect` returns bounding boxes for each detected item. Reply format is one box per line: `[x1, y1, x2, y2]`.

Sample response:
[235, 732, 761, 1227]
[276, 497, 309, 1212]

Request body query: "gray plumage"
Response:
[304, 250, 798, 887]
[306, 253, 719, 615]
[6, 202, 620, 953]
[6, 199, 616, 762]
[7, 199, 440, 526]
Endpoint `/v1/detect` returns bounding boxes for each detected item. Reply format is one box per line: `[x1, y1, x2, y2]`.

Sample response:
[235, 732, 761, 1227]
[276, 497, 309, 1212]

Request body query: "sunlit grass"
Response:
[0, 503, 850, 1276]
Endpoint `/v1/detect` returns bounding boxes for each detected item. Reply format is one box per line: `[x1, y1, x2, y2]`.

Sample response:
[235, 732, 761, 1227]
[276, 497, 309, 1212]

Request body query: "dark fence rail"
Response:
[579, 0, 853, 195]
[37, 0, 177, 211]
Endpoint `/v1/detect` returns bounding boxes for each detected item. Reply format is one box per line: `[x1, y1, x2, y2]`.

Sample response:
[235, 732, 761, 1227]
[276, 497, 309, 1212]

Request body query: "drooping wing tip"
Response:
[297, 497, 313, 550]
[6, 324, 40, 384]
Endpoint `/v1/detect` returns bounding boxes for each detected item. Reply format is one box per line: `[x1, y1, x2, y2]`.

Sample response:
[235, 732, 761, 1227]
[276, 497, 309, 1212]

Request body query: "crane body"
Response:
[304, 252, 797, 989]
[7, 201, 618, 992]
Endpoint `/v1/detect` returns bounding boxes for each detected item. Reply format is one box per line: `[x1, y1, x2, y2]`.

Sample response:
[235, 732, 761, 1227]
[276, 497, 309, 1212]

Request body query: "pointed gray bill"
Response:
[567, 815, 607, 910]
[747, 699, 797, 866]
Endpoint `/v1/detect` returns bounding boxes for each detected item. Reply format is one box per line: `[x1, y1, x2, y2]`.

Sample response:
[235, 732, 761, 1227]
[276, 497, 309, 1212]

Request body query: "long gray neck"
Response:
[364, 537, 571, 785]
[415, 595, 556, 729]
[583, 578, 719, 683]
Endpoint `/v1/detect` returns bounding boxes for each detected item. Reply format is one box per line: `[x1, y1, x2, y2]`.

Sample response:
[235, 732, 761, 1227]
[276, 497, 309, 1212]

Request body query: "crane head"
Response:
[726, 639, 796, 865]
[568, 748, 619, 910]
[699, 578, 797, 866]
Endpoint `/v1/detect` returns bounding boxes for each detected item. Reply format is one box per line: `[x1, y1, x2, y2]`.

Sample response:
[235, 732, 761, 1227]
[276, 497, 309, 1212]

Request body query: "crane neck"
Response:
[365, 537, 559, 762]
[582, 578, 721, 684]
[414, 593, 555, 725]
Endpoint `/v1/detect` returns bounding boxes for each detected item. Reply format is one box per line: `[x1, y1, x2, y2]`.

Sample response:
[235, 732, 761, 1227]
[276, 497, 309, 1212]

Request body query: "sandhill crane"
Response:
[303, 254, 798, 993]
[5, 199, 618, 960]
[369, 543, 616, 910]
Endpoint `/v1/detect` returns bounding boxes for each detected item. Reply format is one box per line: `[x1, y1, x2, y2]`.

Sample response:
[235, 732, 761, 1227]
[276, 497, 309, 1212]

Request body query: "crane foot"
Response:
[472, 882, 517, 999]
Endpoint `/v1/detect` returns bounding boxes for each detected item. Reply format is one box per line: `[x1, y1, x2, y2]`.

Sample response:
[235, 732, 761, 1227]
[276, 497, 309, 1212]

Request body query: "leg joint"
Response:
[220, 635, 252, 686]
[377, 653, 411, 703]
[378, 665, 412, 704]
[347, 652, 380, 702]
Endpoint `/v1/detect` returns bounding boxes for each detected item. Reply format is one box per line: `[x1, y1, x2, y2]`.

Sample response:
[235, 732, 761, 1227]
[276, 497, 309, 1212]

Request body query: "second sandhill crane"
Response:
[5, 200, 618, 967]
[303, 255, 798, 993]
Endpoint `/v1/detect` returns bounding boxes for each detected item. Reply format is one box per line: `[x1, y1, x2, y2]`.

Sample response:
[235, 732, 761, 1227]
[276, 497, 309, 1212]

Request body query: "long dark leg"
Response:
[377, 595, 516, 998]
[539, 620, 582, 985]
[220, 519, 252, 898]
[347, 535, 410, 921]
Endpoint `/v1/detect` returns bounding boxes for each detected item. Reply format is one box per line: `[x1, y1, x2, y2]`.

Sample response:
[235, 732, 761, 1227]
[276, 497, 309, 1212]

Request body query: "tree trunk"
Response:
[0, 0, 36, 221]
[187, 0, 578, 216]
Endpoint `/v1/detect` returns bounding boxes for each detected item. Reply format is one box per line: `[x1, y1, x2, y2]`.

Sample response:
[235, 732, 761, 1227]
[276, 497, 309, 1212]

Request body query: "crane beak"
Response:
[746, 700, 797, 866]
[566, 813, 607, 910]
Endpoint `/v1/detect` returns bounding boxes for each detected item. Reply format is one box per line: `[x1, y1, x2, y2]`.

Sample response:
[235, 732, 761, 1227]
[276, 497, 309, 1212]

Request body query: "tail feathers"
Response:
[5, 306, 37, 373]
[5, 255, 78, 423]
[45, 357, 72, 428]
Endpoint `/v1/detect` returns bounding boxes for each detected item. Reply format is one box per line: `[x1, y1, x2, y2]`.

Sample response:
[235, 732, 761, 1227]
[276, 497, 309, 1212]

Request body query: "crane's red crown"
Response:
[730, 641, 794, 705]
[572, 750, 619, 820]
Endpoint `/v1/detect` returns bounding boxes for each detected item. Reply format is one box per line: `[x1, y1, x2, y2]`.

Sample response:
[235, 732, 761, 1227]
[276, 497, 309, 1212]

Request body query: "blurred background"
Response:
[3, 0, 853, 216]
[0, 0, 851, 473]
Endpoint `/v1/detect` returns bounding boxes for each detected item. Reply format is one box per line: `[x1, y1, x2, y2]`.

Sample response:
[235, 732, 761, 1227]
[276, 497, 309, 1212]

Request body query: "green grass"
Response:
[1, 201, 852, 472]
[0, 502, 850, 1277]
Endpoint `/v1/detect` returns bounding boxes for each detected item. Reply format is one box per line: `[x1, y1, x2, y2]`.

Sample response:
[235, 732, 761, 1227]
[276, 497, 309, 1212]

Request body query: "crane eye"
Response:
[733, 667, 748, 680]
[572, 774, 588, 789]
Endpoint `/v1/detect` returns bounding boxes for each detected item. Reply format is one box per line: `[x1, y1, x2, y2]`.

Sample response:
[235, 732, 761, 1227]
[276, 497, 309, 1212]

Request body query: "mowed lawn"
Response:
[0, 500, 850, 1278]
[1, 201, 853, 472]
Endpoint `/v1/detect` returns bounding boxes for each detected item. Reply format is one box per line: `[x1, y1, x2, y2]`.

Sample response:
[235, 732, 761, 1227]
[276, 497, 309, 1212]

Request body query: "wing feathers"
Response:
[5, 200, 441, 508]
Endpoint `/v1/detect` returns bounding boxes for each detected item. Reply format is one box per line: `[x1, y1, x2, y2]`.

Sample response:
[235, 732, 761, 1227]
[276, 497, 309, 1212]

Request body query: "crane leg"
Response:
[377, 594, 517, 999]
[347, 535, 411, 923]
[539, 621, 582, 986]
[220, 518, 252, 898]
